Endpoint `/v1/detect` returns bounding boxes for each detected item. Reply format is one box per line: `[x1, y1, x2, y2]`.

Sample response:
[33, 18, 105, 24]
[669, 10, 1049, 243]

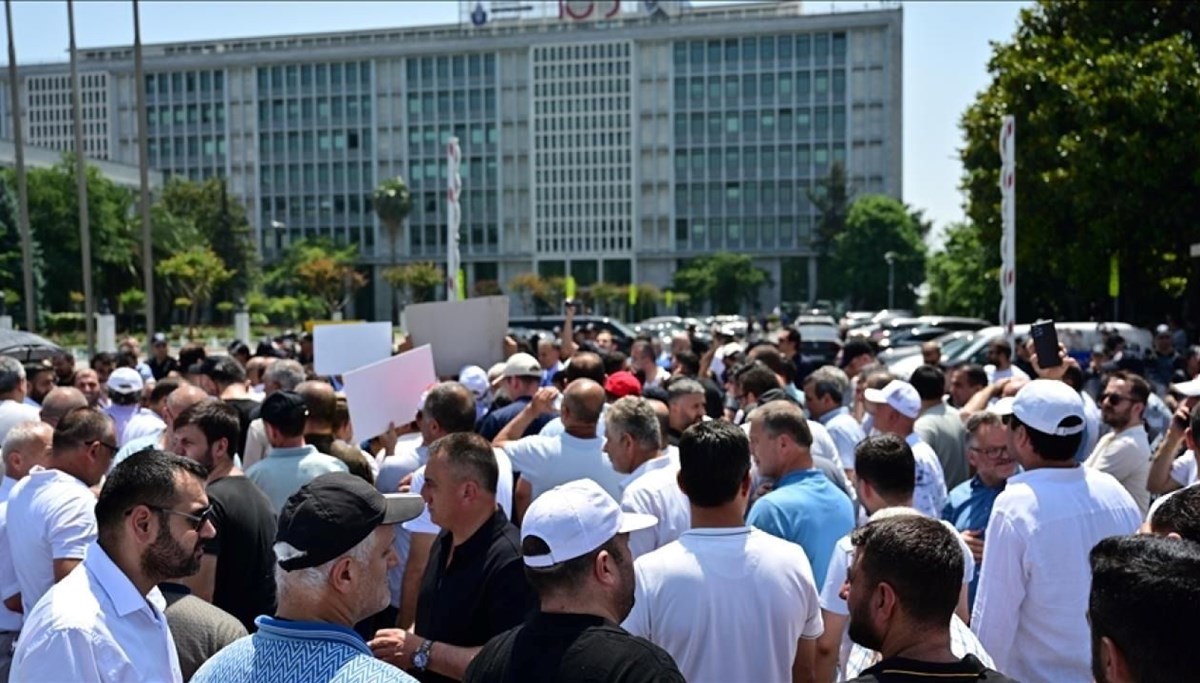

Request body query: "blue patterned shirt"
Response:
[191, 616, 415, 683]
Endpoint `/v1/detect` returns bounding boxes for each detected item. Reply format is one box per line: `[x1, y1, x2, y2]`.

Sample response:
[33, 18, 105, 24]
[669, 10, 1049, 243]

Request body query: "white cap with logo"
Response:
[1011, 379, 1086, 436]
[521, 479, 656, 568]
[106, 367, 144, 395]
[864, 380, 921, 419]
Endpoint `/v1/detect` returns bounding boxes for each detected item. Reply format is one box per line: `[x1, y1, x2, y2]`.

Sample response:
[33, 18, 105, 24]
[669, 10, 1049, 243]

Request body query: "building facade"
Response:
[0, 1, 902, 320]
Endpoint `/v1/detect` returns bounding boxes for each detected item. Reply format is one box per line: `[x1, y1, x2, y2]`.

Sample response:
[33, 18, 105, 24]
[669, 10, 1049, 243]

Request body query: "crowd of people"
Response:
[0, 311, 1196, 683]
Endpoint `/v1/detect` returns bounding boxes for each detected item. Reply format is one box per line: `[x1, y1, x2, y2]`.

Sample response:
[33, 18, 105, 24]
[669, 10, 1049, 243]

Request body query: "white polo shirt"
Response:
[906, 434, 948, 519]
[402, 447, 514, 534]
[503, 432, 623, 500]
[1085, 425, 1152, 515]
[619, 454, 690, 559]
[623, 526, 823, 683]
[11, 542, 183, 683]
[971, 466, 1141, 683]
[0, 476, 22, 633]
[6, 466, 97, 615]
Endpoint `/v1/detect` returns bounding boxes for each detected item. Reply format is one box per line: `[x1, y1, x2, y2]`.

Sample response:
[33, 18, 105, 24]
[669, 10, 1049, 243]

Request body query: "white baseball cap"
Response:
[521, 479, 656, 568]
[502, 353, 542, 379]
[458, 365, 490, 399]
[106, 367, 144, 395]
[1011, 379, 1085, 436]
[1171, 378, 1200, 398]
[989, 396, 1016, 416]
[864, 380, 921, 419]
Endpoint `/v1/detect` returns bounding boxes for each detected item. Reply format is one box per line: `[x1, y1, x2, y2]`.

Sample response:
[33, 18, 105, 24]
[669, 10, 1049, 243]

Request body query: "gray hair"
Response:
[965, 411, 1004, 443]
[804, 365, 850, 404]
[273, 531, 378, 599]
[264, 359, 306, 392]
[606, 397, 661, 451]
[667, 378, 704, 403]
[0, 357, 26, 395]
[2, 420, 51, 467]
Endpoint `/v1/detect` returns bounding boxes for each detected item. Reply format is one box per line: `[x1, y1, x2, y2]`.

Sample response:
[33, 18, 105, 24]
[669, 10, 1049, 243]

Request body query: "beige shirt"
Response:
[1085, 426, 1152, 515]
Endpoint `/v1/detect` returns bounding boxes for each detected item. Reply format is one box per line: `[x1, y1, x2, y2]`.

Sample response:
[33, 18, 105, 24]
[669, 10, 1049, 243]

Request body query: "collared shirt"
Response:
[848, 653, 1017, 683]
[503, 432, 623, 500]
[819, 407, 865, 471]
[943, 475, 1008, 607]
[10, 542, 182, 683]
[1085, 425, 1153, 515]
[190, 615, 416, 683]
[747, 468, 855, 586]
[245, 444, 349, 513]
[538, 404, 609, 439]
[971, 466, 1141, 683]
[906, 433, 948, 519]
[0, 476, 21, 632]
[113, 431, 166, 470]
[620, 455, 690, 560]
[844, 616, 996, 680]
[415, 509, 536, 683]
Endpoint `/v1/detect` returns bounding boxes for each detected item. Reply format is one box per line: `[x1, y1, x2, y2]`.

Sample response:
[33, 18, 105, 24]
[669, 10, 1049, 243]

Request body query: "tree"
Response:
[589, 281, 623, 317]
[472, 279, 502, 297]
[156, 246, 233, 328]
[672, 253, 772, 315]
[373, 177, 413, 318]
[960, 1, 1200, 323]
[924, 222, 999, 318]
[0, 174, 44, 324]
[829, 195, 927, 310]
[508, 273, 545, 314]
[808, 161, 852, 300]
[154, 177, 257, 305]
[383, 262, 443, 304]
[291, 241, 368, 317]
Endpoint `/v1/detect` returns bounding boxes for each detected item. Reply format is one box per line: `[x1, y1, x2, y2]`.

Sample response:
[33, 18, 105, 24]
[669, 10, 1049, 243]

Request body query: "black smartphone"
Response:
[1030, 320, 1062, 368]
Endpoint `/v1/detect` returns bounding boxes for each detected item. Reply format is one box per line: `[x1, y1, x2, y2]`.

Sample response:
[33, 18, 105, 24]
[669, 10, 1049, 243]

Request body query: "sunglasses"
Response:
[87, 439, 119, 454]
[146, 504, 214, 531]
[1099, 393, 1134, 406]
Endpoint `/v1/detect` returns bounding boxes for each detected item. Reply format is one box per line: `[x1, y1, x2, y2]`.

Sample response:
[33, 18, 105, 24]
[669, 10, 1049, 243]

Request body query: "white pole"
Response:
[999, 116, 1016, 337]
[446, 136, 462, 301]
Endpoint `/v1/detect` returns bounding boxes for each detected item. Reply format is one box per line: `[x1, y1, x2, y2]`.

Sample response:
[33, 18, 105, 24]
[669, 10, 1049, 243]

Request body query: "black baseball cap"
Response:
[840, 340, 874, 368]
[276, 473, 424, 571]
[260, 390, 308, 427]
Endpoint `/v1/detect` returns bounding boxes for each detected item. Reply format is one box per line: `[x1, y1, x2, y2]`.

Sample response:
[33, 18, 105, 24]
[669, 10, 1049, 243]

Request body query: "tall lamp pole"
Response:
[884, 251, 897, 311]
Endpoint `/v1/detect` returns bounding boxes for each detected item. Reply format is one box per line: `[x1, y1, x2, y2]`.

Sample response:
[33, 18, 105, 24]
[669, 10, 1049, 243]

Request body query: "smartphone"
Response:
[1030, 319, 1062, 368]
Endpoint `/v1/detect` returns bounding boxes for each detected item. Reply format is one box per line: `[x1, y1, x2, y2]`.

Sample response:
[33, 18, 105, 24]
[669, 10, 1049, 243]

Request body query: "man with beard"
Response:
[192, 473, 423, 683]
[662, 378, 706, 446]
[1085, 372, 1153, 515]
[171, 399, 277, 633]
[464, 479, 683, 682]
[10, 450, 214, 682]
[843, 516, 1017, 682]
[23, 361, 56, 408]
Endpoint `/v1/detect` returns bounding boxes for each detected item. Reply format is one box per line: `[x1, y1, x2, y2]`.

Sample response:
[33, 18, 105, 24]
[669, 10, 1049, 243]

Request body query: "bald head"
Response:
[165, 384, 209, 428]
[562, 379, 606, 427]
[40, 387, 88, 428]
[647, 398, 670, 450]
[297, 380, 337, 430]
[564, 352, 606, 385]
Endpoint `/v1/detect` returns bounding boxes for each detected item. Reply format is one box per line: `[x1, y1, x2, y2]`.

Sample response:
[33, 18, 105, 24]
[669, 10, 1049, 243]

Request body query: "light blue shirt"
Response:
[746, 468, 856, 586]
[245, 445, 348, 513]
[191, 616, 415, 683]
[818, 406, 866, 470]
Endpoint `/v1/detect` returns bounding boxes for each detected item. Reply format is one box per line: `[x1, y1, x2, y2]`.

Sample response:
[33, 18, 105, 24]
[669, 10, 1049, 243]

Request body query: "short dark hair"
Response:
[748, 345, 794, 383]
[207, 356, 247, 385]
[909, 365, 945, 401]
[736, 362, 780, 399]
[1089, 535, 1200, 683]
[990, 339, 1012, 358]
[173, 399, 241, 456]
[678, 420, 750, 507]
[1107, 371, 1151, 406]
[1008, 414, 1082, 462]
[955, 363, 988, 389]
[522, 535, 624, 596]
[116, 350, 139, 369]
[601, 351, 627, 377]
[854, 434, 915, 500]
[53, 407, 114, 452]
[782, 328, 801, 346]
[91, 352, 116, 368]
[95, 449, 208, 547]
[1150, 487, 1200, 541]
[674, 350, 700, 376]
[148, 378, 184, 405]
[178, 343, 207, 371]
[429, 432, 498, 494]
[422, 382, 477, 434]
[565, 352, 606, 385]
[842, 340, 874, 365]
[851, 516, 963, 625]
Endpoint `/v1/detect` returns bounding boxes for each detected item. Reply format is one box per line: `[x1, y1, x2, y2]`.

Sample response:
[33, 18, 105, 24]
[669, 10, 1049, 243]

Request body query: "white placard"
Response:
[342, 344, 437, 440]
[313, 321, 393, 376]
[404, 296, 509, 378]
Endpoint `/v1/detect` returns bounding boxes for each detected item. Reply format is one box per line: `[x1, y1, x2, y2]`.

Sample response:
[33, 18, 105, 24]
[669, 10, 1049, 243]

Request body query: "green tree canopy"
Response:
[672, 253, 771, 315]
[829, 194, 927, 310]
[384, 262, 444, 304]
[925, 222, 999, 318]
[960, 0, 1200, 323]
[154, 177, 257, 303]
[156, 246, 233, 327]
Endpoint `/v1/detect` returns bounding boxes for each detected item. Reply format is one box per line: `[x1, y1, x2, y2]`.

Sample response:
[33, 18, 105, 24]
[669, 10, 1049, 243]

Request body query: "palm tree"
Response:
[373, 176, 412, 322]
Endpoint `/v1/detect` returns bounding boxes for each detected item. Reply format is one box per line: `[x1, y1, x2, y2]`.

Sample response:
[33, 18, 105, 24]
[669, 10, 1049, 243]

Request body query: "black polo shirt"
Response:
[415, 508, 535, 683]
[848, 654, 1019, 683]
[464, 611, 685, 683]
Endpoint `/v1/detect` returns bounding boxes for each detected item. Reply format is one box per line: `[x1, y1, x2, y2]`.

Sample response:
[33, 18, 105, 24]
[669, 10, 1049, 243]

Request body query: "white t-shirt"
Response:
[119, 409, 167, 448]
[0, 476, 22, 632]
[402, 447, 514, 535]
[503, 432, 623, 500]
[6, 466, 98, 615]
[1085, 426, 1153, 515]
[1170, 450, 1197, 487]
[0, 399, 41, 445]
[985, 364, 1030, 384]
[907, 434, 948, 519]
[620, 455, 690, 560]
[971, 466, 1141, 683]
[623, 527, 823, 683]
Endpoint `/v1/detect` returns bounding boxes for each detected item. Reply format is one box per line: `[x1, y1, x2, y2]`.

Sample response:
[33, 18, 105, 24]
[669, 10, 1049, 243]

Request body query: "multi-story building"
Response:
[0, 1, 902, 320]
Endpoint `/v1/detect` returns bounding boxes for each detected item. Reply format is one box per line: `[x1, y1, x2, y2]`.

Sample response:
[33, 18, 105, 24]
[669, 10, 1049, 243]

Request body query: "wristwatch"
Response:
[413, 638, 435, 672]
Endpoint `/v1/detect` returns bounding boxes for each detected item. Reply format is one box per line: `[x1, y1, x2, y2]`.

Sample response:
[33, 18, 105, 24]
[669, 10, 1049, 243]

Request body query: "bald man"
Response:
[496, 378, 622, 519]
[113, 383, 210, 467]
[39, 388, 88, 428]
[296, 380, 374, 483]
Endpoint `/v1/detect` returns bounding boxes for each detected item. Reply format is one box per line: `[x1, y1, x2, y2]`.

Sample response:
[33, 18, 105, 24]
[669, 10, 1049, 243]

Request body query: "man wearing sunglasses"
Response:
[1085, 371, 1154, 515]
[11, 449, 214, 683]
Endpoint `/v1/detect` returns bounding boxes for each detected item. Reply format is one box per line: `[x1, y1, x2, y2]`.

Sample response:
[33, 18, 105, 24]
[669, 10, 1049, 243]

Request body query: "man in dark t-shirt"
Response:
[146, 332, 179, 380]
[194, 356, 258, 456]
[464, 479, 683, 683]
[171, 399, 278, 632]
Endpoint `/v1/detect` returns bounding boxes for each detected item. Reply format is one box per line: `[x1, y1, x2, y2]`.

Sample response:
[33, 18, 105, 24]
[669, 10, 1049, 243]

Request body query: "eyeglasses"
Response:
[1100, 393, 1135, 406]
[969, 446, 1009, 459]
[87, 439, 119, 454]
[148, 504, 214, 531]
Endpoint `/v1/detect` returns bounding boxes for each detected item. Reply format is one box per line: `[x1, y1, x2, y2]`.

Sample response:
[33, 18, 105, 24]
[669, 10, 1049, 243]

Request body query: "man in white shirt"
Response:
[623, 420, 823, 683]
[7, 407, 115, 616]
[245, 391, 348, 513]
[984, 339, 1030, 384]
[603, 397, 688, 559]
[0, 357, 41, 446]
[1086, 372, 1153, 514]
[11, 449, 215, 683]
[971, 379, 1141, 683]
[496, 379, 621, 512]
[804, 365, 865, 479]
[633, 340, 672, 391]
[104, 368, 165, 448]
[864, 379, 948, 518]
[0, 420, 52, 678]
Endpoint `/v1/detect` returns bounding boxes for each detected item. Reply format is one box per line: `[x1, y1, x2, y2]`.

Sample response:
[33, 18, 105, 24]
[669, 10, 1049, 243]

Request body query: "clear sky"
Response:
[0, 0, 1029, 249]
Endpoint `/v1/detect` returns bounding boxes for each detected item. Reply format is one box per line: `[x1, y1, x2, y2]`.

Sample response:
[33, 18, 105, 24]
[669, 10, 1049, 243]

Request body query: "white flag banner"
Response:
[999, 116, 1016, 337]
[447, 137, 462, 301]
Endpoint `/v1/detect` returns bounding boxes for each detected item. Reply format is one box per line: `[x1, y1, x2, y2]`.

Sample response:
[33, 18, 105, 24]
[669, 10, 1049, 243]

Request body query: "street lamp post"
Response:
[884, 251, 897, 310]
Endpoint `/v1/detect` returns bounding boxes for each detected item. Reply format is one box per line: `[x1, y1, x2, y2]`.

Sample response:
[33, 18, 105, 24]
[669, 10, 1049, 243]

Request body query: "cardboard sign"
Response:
[313, 321, 392, 376]
[403, 296, 509, 378]
[342, 344, 437, 440]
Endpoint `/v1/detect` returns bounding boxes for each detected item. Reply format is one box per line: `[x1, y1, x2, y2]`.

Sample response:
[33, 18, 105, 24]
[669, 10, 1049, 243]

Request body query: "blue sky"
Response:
[0, 0, 1030, 248]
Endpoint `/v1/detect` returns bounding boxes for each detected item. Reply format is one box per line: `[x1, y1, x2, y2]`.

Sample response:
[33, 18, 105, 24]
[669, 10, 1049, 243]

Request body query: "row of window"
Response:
[533, 61, 631, 81]
[259, 162, 375, 191]
[535, 42, 631, 61]
[405, 90, 497, 119]
[536, 185, 631, 202]
[28, 74, 104, 91]
[674, 71, 846, 106]
[29, 123, 107, 139]
[534, 259, 633, 287]
[28, 89, 105, 109]
[534, 96, 630, 115]
[408, 223, 500, 254]
[148, 136, 226, 158]
[147, 103, 226, 128]
[405, 54, 497, 85]
[407, 157, 498, 186]
[257, 129, 371, 156]
[674, 144, 849, 177]
[27, 106, 106, 124]
[535, 131, 631, 150]
[673, 107, 847, 140]
[256, 62, 371, 92]
[537, 234, 633, 254]
[675, 180, 833, 214]
[530, 148, 626, 175]
[672, 34, 847, 70]
[534, 114, 627, 133]
[535, 201, 632, 219]
[257, 96, 373, 126]
[145, 71, 224, 97]
[407, 123, 499, 149]
[263, 223, 376, 251]
[675, 217, 809, 250]
[531, 164, 630, 183]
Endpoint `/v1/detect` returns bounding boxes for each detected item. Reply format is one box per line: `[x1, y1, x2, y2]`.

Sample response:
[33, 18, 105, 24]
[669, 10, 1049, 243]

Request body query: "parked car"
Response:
[796, 324, 843, 367]
[508, 315, 639, 352]
[873, 316, 992, 350]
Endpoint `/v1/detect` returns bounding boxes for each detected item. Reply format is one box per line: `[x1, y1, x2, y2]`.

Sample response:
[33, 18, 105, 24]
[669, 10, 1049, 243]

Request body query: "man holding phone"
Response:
[1084, 372, 1154, 515]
